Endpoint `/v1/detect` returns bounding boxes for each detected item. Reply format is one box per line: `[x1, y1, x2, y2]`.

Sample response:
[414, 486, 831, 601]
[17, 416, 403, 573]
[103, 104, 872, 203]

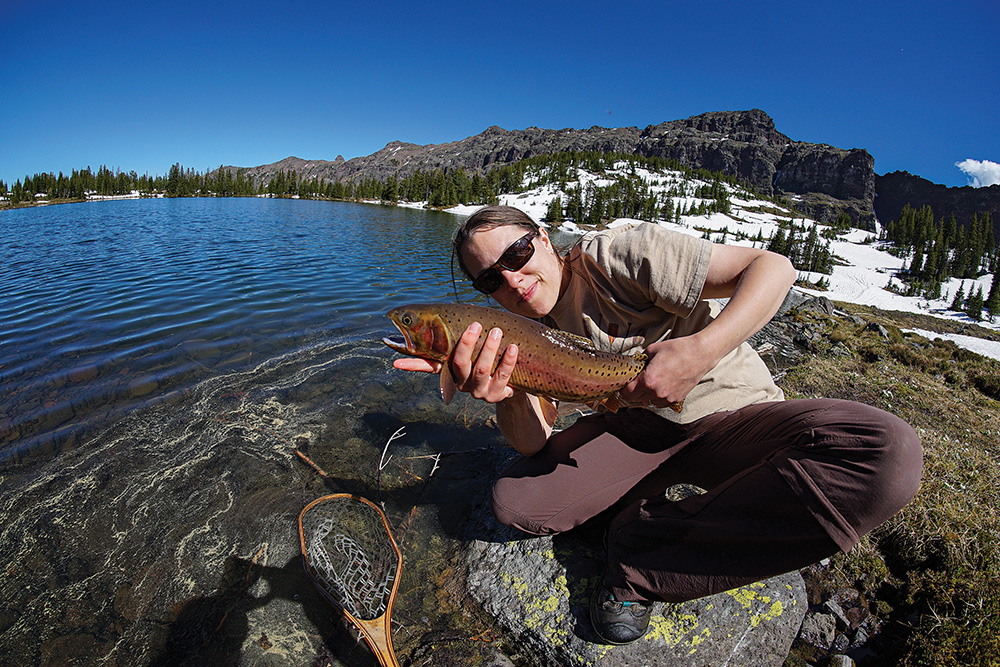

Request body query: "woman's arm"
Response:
[495, 391, 553, 456]
[622, 244, 796, 406]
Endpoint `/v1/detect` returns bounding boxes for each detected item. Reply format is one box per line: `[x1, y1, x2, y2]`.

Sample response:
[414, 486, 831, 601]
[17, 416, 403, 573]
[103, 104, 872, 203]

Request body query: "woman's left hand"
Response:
[618, 335, 716, 408]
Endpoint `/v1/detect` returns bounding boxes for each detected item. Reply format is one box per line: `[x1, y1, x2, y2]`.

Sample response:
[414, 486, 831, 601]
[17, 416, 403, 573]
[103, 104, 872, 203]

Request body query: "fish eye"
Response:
[401, 314, 413, 326]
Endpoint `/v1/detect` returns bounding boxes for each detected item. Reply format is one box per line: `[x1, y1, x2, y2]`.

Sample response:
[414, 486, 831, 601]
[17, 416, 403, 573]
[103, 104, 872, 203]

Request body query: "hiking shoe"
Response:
[589, 572, 652, 645]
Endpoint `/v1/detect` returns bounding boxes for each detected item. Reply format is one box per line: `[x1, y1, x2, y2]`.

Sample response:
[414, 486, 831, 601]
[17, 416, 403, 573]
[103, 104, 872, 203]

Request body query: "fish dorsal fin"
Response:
[543, 329, 601, 353]
[625, 349, 649, 363]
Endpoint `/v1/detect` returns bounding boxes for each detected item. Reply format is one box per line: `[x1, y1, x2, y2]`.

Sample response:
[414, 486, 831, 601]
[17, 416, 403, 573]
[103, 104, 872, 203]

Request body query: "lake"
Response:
[0, 197, 571, 665]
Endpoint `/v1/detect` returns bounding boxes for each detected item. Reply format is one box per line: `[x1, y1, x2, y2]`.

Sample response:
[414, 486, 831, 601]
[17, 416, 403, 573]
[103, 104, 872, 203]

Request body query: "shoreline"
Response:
[5, 192, 999, 361]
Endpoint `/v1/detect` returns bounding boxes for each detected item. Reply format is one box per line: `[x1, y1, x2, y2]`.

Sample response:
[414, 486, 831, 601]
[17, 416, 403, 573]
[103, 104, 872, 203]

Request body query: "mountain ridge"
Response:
[225, 109, 998, 231]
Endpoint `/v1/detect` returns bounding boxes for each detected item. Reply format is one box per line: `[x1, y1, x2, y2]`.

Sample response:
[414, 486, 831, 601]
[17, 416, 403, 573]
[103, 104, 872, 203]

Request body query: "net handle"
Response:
[298, 493, 403, 667]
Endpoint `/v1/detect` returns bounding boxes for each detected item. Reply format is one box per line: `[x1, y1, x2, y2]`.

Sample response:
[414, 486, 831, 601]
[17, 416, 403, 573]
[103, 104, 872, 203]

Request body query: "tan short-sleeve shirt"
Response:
[544, 222, 784, 423]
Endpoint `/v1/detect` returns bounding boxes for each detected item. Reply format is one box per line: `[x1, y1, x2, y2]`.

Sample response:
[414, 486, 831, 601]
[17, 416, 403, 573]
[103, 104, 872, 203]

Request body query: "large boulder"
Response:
[462, 492, 807, 667]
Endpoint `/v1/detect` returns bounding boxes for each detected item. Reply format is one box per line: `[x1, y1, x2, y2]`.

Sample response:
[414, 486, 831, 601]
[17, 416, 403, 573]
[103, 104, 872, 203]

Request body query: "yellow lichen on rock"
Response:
[725, 582, 786, 628]
[644, 609, 706, 647]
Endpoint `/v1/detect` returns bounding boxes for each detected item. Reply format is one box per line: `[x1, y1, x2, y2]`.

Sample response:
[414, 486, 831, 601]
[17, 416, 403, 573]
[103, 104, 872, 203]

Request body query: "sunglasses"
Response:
[471, 230, 538, 294]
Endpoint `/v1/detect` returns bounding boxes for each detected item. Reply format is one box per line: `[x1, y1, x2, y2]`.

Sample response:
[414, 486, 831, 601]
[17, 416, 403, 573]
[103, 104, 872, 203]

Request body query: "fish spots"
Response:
[389, 303, 648, 403]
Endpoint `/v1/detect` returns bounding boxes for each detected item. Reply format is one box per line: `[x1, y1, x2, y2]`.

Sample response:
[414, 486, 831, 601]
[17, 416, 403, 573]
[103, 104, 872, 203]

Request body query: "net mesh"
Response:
[301, 496, 398, 621]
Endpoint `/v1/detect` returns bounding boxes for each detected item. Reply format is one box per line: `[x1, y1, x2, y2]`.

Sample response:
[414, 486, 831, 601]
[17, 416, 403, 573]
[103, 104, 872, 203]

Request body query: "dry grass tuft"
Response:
[778, 305, 1000, 666]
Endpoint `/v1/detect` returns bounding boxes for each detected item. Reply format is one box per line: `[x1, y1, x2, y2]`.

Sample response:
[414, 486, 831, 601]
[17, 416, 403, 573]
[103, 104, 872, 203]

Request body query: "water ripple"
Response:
[0, 198, 465, 462]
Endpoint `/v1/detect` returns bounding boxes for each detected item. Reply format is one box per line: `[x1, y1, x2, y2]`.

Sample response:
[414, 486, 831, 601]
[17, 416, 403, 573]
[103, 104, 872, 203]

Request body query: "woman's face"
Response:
[460, 226, 564, 319]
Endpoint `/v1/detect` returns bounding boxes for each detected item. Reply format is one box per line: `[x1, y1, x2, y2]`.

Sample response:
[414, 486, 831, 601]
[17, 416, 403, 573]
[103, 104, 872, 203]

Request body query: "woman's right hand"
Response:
[450, 322, 519, 404]
[392, 322, 519, 404]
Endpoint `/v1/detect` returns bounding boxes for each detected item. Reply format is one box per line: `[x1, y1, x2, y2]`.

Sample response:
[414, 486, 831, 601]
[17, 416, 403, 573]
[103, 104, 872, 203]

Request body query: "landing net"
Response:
[300, 495, 400, 621]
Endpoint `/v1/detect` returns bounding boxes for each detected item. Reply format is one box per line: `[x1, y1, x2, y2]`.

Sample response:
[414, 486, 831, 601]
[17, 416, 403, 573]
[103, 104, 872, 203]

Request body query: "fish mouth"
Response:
[382, 322, 414, 355]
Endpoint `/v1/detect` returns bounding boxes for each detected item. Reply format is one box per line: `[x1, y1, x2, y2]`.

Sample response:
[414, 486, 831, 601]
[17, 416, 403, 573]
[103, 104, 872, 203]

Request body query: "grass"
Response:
[777, 303, 1000, 666]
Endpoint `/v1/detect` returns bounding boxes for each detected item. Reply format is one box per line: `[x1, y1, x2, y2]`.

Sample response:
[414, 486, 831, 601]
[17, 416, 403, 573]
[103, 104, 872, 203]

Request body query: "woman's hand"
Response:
[618, 334, 715, 407]
[450, 322, 519, 403]
[392, 321, 553, 455]
[392, 322, 519, 403]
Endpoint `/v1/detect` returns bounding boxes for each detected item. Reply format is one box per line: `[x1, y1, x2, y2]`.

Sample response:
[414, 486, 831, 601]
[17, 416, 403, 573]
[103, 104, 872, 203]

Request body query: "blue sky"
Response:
[2, 0, 997, 188]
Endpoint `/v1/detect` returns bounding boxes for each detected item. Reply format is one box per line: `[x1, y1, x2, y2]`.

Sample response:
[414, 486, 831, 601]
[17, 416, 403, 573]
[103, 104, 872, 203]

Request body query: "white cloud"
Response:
[955, 158, 1000, 187]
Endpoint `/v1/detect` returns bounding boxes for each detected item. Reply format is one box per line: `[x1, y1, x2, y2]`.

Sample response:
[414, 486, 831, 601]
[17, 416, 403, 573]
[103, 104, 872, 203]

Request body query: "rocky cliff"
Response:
[875, 170, 1000, 235]
[232, 110, 878, 228]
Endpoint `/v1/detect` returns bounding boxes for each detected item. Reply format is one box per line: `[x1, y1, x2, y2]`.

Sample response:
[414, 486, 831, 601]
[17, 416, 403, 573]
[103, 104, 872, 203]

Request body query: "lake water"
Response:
[1, 197, 473, 460]
[0, 198, 574, 665]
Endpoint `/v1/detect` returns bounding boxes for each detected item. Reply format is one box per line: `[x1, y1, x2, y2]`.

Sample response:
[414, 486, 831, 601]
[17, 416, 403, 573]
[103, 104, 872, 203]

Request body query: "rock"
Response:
[865, 322, 890, 340]
[828, 654, 856, 667]
[797, 296, 836, 317]
[228, 110, 878, 225]
[798, 612, 836, 650]
[776, 288, 814, 317]
[851, 623, 870, 648]
[462, 498, 807, 667]
[822, 599, 851, 630]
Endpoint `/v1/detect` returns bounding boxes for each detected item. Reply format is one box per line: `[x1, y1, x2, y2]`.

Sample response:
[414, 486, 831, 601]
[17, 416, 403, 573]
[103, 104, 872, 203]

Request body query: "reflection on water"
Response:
[0, 198, 517, 666]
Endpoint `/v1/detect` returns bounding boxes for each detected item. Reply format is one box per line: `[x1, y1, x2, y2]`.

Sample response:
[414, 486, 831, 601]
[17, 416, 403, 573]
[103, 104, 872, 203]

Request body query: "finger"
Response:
[618, 376, 643, 400]
[471, 327, 504, 388]
[451, 322, 483, 382]
[393, 358, 441, 373]
[490, 343, 518, 401]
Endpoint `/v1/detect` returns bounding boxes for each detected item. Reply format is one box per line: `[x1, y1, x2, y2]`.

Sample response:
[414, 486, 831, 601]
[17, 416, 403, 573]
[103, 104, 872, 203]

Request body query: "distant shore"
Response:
[5, 190, 999, 362]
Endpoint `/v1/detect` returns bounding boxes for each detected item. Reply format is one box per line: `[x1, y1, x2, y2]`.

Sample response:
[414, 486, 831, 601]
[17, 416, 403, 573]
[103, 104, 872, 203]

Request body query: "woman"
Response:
[394, 205, 922, 645]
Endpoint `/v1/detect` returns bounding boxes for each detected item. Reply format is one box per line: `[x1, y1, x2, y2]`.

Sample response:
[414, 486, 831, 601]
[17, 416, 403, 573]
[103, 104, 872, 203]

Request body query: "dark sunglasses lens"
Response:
[501, 237, 534, 270]
[473, 269, 503, 294]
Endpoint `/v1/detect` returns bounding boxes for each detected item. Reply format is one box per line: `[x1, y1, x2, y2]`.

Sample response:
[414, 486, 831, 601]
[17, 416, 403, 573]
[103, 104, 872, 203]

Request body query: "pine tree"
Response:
[985, 272, 1000, 321]
[767, 228, 788, 257]
[544, 195, 564, 223]
[909, 245, 924, 275]
[966, 285, 985, 321]
[950, 282, 966, 311]
[565, 186, 583, 222]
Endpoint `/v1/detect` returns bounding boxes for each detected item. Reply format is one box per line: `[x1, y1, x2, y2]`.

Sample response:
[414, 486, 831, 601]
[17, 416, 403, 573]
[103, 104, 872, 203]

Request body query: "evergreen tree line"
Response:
[1, 166, 161, 202]
[881, 203, 998, 304]
[945, 274, 1000, 322]
[2, 152, 748, 216]
[766, 219, 836, 275]
[542, 175, 732, 227]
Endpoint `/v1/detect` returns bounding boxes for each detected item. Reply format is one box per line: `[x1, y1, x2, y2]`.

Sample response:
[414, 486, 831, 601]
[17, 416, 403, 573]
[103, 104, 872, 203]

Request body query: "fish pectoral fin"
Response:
[667, 400, 683, 413]
[584, 396, 620, 413]
[439, 366, 457, 404]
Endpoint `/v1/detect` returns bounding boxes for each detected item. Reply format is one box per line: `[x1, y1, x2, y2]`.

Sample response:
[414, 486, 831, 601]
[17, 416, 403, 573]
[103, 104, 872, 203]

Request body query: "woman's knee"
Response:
[490, 476, 547, 535]
[835, 400, 922, 486]
[809, 400, 923, 528]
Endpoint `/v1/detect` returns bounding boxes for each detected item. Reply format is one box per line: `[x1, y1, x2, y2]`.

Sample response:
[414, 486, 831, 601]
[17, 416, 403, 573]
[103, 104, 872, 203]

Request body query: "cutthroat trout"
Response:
[383, 302, 682, 414]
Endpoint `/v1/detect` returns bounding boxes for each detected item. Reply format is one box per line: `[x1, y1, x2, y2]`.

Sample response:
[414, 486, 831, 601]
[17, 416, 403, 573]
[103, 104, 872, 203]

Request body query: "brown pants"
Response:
[491, 399, 922, 603]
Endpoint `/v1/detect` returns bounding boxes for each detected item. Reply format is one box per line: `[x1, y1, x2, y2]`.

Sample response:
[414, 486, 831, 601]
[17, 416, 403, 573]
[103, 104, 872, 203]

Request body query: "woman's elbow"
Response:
[772, 252, 797, 288]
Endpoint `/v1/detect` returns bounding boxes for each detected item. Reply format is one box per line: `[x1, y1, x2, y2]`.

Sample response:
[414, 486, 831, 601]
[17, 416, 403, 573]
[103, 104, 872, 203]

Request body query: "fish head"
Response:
[383, 305, 456, 362]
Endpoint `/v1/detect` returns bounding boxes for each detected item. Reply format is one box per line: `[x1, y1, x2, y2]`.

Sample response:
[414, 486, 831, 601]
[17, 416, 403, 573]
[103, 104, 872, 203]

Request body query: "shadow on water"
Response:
[150, 555, 378, 667]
